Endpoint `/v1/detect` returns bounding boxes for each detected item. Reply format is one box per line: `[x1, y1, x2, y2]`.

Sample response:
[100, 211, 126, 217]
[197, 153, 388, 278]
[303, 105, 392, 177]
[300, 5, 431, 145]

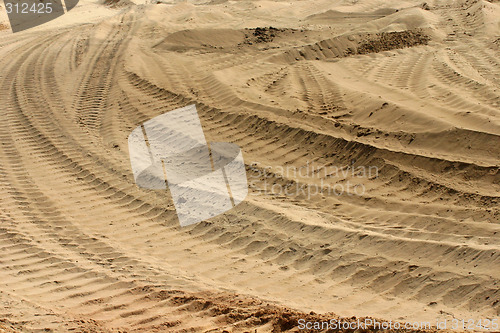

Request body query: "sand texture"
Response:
[0, 0, 499, 331]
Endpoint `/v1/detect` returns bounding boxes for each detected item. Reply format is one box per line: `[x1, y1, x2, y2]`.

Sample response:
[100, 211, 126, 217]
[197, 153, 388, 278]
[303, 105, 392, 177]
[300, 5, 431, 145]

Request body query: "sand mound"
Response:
[353, 30, 431, 54]
[272, 30, 430, 63]
[244, 27, 286, 44]
[306, 8, 400, 24]
[156, 29, 247, 51]
[101, 0, 133, 8]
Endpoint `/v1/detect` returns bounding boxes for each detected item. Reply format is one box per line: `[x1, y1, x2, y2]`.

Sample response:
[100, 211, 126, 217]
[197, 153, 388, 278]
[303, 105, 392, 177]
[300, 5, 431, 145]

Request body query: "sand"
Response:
[0, 0, 499, 331]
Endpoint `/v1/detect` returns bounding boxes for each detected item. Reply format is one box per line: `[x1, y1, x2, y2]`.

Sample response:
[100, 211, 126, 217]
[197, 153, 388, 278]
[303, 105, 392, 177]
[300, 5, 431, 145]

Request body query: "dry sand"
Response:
[0, 0, 499, 331]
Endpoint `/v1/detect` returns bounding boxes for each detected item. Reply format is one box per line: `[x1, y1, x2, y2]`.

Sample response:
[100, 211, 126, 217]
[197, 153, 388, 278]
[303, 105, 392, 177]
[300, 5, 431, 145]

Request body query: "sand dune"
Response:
[0, 0, 499, 331]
